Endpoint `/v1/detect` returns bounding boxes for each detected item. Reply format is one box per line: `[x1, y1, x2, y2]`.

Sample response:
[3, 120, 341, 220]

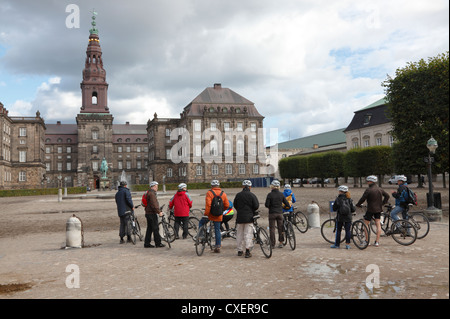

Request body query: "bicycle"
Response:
[167, 208, 199, 240]
[158, 205, 176, 248]
[195, 216, 216, 256]
[251, 214, 272, 258]
[320, 212, 370, 250]
[290, 206, 309, 233]
[282, 212, 296, 250]
[125, 206, 144, 245]
[366, 204, 417, 246]
[374, 204, 430, 240]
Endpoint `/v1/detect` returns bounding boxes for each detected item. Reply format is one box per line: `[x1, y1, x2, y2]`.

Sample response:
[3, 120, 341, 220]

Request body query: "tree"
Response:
[383, 52, 449, 182]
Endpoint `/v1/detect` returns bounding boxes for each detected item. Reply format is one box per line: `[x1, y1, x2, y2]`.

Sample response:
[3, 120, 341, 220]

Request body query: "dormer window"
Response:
[363, 113, 372, 125]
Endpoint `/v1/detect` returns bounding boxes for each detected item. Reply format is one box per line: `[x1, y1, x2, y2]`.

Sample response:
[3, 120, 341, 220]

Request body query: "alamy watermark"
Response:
[365, 264, 380, 289]
[65, 264, 80, 289]
[65, 4, 80, 29]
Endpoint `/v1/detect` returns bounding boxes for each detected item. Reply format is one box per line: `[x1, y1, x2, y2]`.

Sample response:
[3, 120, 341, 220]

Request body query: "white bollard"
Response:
[66, 214, 83, 248]
[307, 201, 321, 228]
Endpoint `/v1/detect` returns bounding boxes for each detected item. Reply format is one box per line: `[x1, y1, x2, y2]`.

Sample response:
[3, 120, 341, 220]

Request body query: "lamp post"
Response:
[57, 174, 63, 202]
[424, 136, 441, 221]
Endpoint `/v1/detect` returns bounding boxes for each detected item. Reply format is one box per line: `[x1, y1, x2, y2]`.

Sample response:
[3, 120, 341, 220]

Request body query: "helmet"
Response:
[338, 185, 349, 192]
[119, 181, 127, 187]
[150, 181, 159, 187]
[396, 175, 407, 182]
[211, 180, 220, 186]
[366, 175, 378, 183]
[271, 180, 281, 187]
[284, 184, 291, 189]
[178, 183, 187, 190]
[242, 180, 252, 187]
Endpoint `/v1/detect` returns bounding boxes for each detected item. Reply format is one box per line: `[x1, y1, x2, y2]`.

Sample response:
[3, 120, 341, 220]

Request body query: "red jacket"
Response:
[169, 190, 193, 217]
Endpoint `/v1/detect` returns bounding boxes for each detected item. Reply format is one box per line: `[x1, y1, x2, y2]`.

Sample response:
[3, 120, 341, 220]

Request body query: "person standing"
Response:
[199, 180, 229, 253]
[115, 181, 134, 244]
[144, 181, 165, 248]
[169, 183, 193, 239]
[233, 180, 260, 258]
[282, 184, 296, 213]
[356, 175, 390, 247]
[265, 180, 290, 248]
[331, 185, 355, 249]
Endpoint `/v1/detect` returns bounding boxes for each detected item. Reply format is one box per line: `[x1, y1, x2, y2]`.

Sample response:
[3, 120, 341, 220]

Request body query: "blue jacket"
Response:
[282, 189, 296, 212]
[393, 183, 409, 208]
[115, 186, 134, 217]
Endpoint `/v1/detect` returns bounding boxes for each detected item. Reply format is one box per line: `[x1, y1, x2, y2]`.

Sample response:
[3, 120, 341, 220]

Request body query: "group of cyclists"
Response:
[115, 174, 412, 252]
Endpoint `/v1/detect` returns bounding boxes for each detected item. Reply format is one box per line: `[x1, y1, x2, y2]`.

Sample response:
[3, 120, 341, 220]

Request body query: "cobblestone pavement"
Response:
[0, 186, 448, 300]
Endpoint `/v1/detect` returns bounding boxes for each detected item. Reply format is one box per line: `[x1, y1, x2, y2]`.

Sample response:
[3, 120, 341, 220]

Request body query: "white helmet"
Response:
[396, 175, 407, 182]
[366, 175, 378, 183]
[150, 181, 159, 187]
[271, 180, 281, 187]
[178, 183, 187, 190]
[242, 180, 252, 187]
[211, 180, 220, 186]
[338, 185, 349, 192]
[284, 184, 291, 189]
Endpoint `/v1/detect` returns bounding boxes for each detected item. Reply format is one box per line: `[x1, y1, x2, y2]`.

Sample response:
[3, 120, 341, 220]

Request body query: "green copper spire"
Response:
[89, 9, 98, 35]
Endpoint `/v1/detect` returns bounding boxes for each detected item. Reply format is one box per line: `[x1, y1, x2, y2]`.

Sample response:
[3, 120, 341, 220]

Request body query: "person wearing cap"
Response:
[356, 175, 390, 247]
[265, 180, 291, 248]
[200, 180, 229, 253]
[144, 181, 165, 248]
[233, 180, 260, 258]
[169, 183, 193, 239]
[115, 180, 134, 244]
[331, 185, 355, 249]
[389, 175, 409, 224]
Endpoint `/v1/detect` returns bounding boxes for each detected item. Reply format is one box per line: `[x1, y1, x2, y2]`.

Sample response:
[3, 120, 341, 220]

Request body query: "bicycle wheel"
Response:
[195, 225, 207, 256]
[256, 227, 272, 258]
[134, 218, 143, 241]
[321, 219, 345, 244]
[391, 219, 417, 246]
[293, 211, 309, 233]
[190, 209, 203, 219]
[127, 217, 136, 245]
[409, 213, 430, 239]
[351, 220, 369, 250]
[187, 216, 199, 239]
[370, 214, 389, 235]
[285, 222, 296, 250]
[208, 223, 216, 250]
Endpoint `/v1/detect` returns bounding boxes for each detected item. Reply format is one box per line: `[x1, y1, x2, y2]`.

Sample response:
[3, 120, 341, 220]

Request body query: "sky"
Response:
[0, 0, 448, 143]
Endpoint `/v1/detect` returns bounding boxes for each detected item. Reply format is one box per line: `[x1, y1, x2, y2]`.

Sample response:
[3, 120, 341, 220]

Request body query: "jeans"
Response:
[144, 214, 162, 246]
[199, 218, 221, 247]
[335, 221, 351, 246]
[119, 214, 131, 239]
[269, 213, 284, 247]
[390, 205, 406, 222]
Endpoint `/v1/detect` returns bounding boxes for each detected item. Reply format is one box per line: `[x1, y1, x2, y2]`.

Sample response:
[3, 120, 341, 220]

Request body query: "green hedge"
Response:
[130, 181, 243, 192]
[0, 187, 87, 197]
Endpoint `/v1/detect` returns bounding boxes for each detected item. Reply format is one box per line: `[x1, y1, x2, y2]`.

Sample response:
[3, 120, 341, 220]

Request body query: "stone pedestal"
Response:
[424, 207, 442, 222]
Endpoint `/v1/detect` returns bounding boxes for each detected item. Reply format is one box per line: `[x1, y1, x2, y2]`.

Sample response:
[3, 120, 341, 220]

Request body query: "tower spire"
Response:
[80, 10, 109, 113]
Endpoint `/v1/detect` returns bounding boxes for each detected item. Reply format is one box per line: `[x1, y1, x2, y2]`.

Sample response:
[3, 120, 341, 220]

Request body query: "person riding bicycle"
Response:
[169, 183, 193, 240]
[356, 175, 390, 247]
[221, 200, 235, 236]
[390, 175, 409, 222]
[115, 181, 134, 244]
[282, 184, 296, 213]
[234, 180, 260, 258]
[199, 180, 229, 253]
[265, 180, 291, 248]
[331, 185, 355, 249]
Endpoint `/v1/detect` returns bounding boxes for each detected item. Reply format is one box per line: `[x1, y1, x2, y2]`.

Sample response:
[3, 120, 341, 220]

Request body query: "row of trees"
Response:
[279, 146, 393, 187]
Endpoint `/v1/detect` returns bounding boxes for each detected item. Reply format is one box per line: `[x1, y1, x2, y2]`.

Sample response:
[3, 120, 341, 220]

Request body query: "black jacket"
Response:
[333, 194, 355, 223]
[265, 188, 290, 214]
[233, 187, 260, 223]
[115, 186, 134, 217]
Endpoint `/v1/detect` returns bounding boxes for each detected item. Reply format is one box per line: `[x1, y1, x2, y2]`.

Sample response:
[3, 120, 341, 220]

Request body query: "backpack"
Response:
[405, 187, 418, 206]
[141, 190, 149, 207]
[338, 197, 355, 216]
[209, 190, 224, 216]
[283, 194, 293, 210]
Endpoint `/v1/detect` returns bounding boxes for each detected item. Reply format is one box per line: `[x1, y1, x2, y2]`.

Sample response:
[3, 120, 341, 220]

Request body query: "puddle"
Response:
[302, 263, 350, 283]
[359, 280, 404, 299]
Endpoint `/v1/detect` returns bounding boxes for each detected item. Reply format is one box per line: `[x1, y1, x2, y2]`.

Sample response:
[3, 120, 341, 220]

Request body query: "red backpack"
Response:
[141, 190, 149, 207]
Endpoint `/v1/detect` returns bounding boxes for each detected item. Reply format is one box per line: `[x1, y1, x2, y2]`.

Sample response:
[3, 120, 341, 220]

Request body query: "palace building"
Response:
[0, 13, 266, 190]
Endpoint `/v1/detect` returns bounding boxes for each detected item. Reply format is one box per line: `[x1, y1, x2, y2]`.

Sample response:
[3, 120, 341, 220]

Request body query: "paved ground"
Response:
[0, 185, 448, 300]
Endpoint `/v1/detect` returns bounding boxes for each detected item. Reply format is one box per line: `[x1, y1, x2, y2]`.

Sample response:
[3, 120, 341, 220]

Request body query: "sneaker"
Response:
[278, 243, 284, 248]
[374, 241, 380, 247]
[144, 244, 155, 248]
[245, 249, 252, 258]
[237, 251, 243, 256]
[214, 247, 221, 253]
[330, 244, 340, 249]
[120, 238, 125, 244]
[345, 245, 351, 250]
[155, 243, 165, 248]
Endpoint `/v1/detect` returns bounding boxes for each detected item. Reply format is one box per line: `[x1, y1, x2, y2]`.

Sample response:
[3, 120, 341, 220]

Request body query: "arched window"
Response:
[92, 92, 98, 105]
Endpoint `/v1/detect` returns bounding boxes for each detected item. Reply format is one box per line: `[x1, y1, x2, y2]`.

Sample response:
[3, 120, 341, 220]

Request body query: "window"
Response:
[19, 171, 26, 182]
[118, 146, 122, 153]
[46, 163, 51, 171]
[66, 162, 72, 171]
[137, 146, 141, 153]
[118, 161, 123, 170]
[93, 145, 98, 153]
[66, 146, 71, 153]
[389, 135, 394, 147]
[237, 122, 243, 131]
[363, 113, 372, 125]
[126, 146, 131, 153]
[166, 148, 172, 160]
[237, 139, 245, 156]
[46, 147, 51, 154]
[166, 128, 171, 137]
[196, 165, 203, 176]
[352, 138, 359, 148]
[239, 164, 246, 175]
[210, 139, 218, 156]
[92, 92, 98, 105]
[210, 123, 217, 131]
[136, 161, 141, 169]
[212, 164, 219, 175]
[167, 168, 173, 178]
[253, 164, 259, 174]
[126, 161, 131, 169]
[224, 140, 232, 157]
[58, 146, 62, 154]
[251, 123, 257, 132]
[19, 151, 26, 163]
[195, 144, 202, 157]
[194, 121, 201, 132]
[224, 122, 230, 132]
[57, 162, 63, 171]
[92, 131, 98, 140]
[179, 167, 186, 177]
[92, 161, 98, 171]
[19, 128, 27, 137]
[376, 137, 382, 146]
[225, 164, 232, 175]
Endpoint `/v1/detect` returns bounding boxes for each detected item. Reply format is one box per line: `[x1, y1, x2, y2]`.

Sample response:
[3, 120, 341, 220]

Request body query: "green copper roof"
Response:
[277, 128, 346, 149]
